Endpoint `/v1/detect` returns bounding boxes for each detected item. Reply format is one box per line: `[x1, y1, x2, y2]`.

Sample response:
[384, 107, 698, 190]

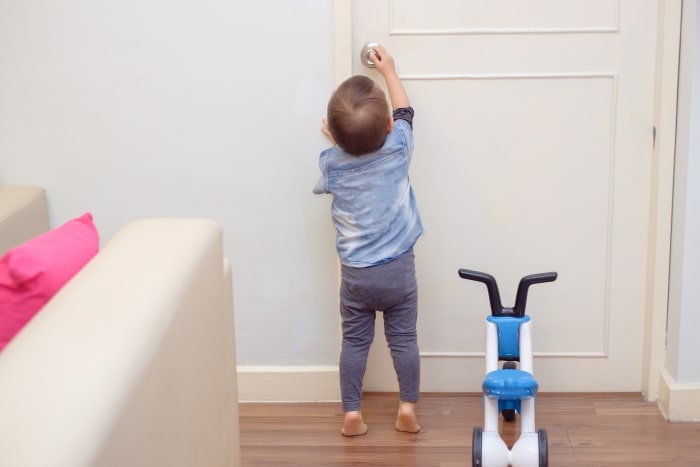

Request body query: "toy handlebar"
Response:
[458, 269, 557, 318]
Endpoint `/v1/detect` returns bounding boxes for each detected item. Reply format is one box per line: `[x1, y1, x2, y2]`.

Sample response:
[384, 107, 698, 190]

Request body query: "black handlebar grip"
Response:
[458, 268, 557, 317]
[513, 272, 557, 317]
[458, 269, 504, 317]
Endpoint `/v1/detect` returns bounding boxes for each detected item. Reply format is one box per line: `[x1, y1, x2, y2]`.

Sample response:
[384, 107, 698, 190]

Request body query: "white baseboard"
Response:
[657, 369, 700, 421]
[237, 365, 340, 403]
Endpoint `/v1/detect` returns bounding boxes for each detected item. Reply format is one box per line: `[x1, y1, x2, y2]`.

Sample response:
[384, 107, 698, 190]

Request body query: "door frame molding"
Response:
[332, 0, 352, 86]
[641, 0, 681, 402]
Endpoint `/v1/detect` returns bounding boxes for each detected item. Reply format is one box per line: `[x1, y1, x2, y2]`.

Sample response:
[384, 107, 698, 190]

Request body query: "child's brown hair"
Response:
[326, 75, 390, 156]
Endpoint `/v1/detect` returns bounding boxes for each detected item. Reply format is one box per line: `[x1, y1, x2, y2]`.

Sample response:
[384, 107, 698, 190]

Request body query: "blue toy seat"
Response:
[482, 369, 538, 400]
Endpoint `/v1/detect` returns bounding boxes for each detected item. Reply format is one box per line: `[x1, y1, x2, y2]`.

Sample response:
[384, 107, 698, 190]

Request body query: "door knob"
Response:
[360, 43, 380, 68]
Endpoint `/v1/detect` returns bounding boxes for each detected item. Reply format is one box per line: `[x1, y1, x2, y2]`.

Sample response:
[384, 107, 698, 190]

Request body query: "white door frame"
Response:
[642, 0, 681, 402]
[332, 0, 680, 401]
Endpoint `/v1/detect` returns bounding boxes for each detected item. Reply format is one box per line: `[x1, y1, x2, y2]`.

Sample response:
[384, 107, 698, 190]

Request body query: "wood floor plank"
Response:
[240, 392, 700, 466]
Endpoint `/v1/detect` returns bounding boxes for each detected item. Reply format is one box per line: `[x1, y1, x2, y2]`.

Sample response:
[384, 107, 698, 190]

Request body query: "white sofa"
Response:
[0, 186, 50, 254]
[0, 186, 241, 467]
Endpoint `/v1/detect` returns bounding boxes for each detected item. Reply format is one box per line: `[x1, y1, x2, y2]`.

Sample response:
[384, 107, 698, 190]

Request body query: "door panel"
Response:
[390, 0, 619, 33]
[352, 0, 657, 391]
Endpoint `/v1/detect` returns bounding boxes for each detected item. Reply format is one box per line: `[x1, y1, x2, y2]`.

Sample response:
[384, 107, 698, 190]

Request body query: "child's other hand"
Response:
[321, 117, 335, 143]
[369, 45, 396, 76]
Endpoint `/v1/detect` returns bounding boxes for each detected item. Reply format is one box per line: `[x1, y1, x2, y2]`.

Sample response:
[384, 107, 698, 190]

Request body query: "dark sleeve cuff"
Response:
[393, 107, 414, 129]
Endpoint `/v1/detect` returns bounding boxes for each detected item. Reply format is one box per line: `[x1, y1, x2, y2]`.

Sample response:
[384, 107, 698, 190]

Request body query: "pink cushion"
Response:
[0, 213, 99, 351]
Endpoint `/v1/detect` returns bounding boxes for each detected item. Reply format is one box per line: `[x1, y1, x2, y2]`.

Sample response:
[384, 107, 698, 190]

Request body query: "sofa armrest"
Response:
[0, 218, 240, 467]
[0, 186, 49, 255]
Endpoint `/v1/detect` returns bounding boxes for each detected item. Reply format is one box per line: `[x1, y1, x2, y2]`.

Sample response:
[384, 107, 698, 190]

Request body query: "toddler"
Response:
[313, 46, 424, 436]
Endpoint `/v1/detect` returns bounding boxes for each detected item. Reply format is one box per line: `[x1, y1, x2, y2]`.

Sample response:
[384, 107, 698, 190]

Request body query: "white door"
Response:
[347, 0, 658, 392]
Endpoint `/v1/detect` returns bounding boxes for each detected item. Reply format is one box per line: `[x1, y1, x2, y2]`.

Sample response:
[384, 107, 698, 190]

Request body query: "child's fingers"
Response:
[321, 118, 334, 141]
[369, 49, 380, 65]
[376, 46, 393, 61]
[370, 46, 395, 71]
[373, 45, 386, 56]
[371, 46, 385, 63]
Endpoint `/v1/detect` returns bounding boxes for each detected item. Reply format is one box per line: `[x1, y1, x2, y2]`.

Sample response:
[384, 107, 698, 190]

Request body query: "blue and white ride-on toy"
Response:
[458, 268, 557, 467]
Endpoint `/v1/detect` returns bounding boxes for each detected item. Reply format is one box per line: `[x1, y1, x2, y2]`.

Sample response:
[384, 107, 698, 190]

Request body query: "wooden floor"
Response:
[240, 392, 700, 466]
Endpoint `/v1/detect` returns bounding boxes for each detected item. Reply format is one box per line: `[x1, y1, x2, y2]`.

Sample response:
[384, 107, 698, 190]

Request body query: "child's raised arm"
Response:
[369, 45, 410, 110]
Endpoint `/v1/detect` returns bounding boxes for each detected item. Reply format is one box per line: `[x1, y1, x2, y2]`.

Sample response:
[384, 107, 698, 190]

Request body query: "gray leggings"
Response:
[339, 249, 420, 412]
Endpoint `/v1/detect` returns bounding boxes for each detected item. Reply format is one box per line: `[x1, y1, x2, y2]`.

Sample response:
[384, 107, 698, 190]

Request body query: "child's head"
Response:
[326, 75, 391, 156]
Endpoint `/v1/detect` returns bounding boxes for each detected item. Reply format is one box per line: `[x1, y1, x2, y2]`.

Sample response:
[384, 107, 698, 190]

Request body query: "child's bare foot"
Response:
[395, 401, 421, 433]
[342, 411, 368, 437]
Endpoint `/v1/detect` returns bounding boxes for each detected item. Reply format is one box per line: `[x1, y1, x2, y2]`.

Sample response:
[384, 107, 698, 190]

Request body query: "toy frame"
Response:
[458, 269, 557, 467]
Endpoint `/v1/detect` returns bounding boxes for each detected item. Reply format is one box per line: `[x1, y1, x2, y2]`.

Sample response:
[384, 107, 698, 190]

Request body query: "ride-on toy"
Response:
[458, 269, 557, 467]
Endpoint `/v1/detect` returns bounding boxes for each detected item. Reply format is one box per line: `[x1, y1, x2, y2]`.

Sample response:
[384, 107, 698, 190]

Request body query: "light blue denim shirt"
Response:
[313, 117, 424, 268]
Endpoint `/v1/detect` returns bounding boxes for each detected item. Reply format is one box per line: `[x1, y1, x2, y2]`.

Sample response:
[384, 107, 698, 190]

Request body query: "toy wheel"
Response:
[502, 408, 516, 422]
[472, 426, 483, 466]
[538, 428, 548, 467]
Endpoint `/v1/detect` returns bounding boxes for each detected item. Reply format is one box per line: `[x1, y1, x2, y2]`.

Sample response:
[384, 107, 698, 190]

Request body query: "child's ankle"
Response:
[342, 410, 368, 437]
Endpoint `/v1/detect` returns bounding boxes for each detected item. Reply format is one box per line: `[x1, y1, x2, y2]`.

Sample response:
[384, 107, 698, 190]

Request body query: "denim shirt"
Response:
[313, 114, 424, 268]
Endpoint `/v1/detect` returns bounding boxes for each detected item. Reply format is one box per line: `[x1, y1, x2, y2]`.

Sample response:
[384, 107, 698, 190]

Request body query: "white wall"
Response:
[667, 0, 700, 383]
[0, 0, 341, 367]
